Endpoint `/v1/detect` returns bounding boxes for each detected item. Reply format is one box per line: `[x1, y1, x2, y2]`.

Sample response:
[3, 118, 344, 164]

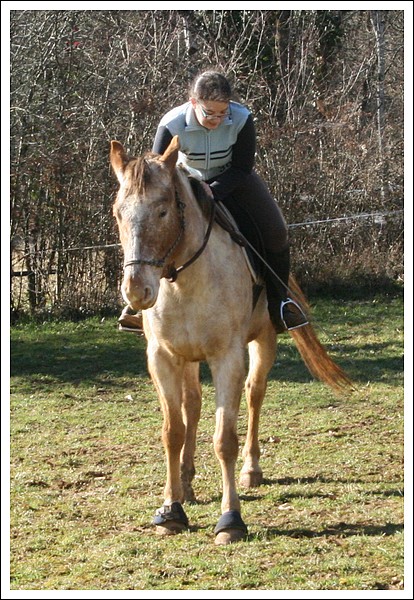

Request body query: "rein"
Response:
[123, 188, 216, 284]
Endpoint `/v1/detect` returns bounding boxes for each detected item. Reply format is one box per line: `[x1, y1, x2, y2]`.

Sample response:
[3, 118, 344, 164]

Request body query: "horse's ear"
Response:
[160, 135, 180, 172]
[110, 141, 129, 183]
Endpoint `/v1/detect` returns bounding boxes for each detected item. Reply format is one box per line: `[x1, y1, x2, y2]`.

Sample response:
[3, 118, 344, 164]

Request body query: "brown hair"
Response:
[190, 71, 233, 102]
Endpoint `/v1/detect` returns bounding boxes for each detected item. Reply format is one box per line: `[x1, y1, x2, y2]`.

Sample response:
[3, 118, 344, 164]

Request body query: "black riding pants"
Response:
[218, 171, 289, 254]
[217, 171, 292, 317]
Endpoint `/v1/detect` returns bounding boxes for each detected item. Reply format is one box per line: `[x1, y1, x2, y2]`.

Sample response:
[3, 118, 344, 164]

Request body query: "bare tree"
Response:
[10, 9, 404, 317]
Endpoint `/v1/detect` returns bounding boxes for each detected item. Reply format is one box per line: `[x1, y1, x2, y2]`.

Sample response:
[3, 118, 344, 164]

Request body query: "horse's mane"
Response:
[123, 152, 163, 196]
[121, 153, 212, 223]
[176, 167, 212, 220]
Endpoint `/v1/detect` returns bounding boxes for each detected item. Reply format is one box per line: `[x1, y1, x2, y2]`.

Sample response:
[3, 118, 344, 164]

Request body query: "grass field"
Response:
[9, 290, 406, 591]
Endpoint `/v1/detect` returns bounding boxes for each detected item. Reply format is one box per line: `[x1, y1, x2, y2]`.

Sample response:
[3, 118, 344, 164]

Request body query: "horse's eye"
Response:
[159, 210, 168, 218]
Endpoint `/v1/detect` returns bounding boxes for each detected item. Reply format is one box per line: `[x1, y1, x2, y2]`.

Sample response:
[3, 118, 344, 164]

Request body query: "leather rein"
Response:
[123, 190, 216, 283]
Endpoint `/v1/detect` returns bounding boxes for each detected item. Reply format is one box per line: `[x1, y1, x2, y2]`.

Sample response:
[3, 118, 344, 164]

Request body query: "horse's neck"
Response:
[170, 193, 248, 298]
[182, 192, 208, 256]
[171, 194, 212, 285]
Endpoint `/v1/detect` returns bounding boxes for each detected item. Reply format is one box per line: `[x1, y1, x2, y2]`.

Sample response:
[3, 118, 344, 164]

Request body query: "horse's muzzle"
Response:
[122, 271, 158, 310]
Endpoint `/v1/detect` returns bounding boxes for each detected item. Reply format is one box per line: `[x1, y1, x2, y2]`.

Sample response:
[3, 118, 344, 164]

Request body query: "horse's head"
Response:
[111, 136, 183, 310]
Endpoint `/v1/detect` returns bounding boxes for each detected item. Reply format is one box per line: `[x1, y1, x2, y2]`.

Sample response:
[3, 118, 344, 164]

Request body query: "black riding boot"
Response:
[264, 247, 309, 331]
[118, 305, 143, 333]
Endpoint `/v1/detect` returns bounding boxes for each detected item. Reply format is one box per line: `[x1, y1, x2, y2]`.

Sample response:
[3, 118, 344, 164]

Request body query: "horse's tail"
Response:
[288, 277, 353, 395]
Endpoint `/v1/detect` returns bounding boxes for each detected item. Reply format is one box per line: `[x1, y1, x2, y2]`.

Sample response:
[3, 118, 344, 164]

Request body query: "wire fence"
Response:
[11, 209, 404, 271]
[10, 208, 404, 316]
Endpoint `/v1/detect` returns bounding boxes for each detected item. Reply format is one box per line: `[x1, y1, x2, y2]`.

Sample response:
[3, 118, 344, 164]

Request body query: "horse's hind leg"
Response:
[240, 326, 277, 488]
[180, 362, 202, 502]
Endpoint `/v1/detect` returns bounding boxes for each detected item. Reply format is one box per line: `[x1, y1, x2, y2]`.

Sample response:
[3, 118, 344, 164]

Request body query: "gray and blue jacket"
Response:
[152, 101, 256, 202]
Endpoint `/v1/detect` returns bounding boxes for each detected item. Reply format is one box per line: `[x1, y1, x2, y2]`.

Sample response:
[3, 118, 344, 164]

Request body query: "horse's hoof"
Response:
[240, 471, 263, 488]
[155, 521, 187, 536]
[214, 510, 247, 545]
[215, 528, 246, 545]
[153, 502, 188, 535]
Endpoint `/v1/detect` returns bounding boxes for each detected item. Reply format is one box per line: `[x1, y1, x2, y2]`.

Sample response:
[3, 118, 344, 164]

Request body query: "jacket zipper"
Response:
[205, 130, 211, 175]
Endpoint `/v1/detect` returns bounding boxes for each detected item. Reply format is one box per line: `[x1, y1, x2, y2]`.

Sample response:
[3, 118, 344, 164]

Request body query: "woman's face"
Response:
[190, 98, 230, 130]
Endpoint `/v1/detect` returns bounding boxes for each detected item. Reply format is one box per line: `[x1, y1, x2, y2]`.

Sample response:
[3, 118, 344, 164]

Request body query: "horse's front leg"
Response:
[210, 348, 248, 545]
[147, 345, 189, 535]
[181, 362, 202, 503]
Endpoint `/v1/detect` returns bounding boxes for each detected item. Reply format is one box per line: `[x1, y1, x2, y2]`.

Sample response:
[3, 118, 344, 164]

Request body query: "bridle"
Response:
[123, 189, 216, 283]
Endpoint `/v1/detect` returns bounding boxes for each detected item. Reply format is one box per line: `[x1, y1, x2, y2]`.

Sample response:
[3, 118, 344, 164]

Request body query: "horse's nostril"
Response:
[143, 286, 153, 303]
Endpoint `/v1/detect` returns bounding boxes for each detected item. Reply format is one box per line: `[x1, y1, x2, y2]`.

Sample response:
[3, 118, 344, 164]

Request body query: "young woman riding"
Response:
[119, 70, 308, 333]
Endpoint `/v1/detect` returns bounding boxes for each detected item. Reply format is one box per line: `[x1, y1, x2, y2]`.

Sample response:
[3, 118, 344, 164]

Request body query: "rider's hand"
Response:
[201, 181, 214, 200]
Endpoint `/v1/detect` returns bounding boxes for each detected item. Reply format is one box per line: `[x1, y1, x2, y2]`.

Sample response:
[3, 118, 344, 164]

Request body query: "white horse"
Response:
[110, 136, 351, 545]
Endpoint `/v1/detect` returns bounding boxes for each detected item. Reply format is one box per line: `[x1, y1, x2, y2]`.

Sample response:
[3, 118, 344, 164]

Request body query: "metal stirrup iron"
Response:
[280, 298, 309, 331]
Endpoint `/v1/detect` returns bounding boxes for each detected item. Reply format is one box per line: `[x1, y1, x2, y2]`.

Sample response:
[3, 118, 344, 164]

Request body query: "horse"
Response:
[110, 135, 352, 545]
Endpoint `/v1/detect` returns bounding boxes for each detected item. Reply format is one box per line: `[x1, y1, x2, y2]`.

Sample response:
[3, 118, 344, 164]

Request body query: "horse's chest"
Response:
[151, 306, 235, 361]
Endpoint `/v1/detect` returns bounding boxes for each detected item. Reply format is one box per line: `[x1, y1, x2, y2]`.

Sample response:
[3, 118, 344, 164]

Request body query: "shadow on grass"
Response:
[10, 334, 403, 390]
[171, 479, 404, 508]
[258, 521, 404, 540]
[10, 288, 403, 390]
[263, 476, 404, 488]
[10, 331, 149, 387]
[276, 488, 404, 502]
[131, 520, 403, 540]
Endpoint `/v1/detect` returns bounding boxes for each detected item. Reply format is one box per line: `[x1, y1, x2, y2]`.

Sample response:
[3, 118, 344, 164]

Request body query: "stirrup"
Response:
[280, 298, 309, 331]
[118, 324, 143, 334]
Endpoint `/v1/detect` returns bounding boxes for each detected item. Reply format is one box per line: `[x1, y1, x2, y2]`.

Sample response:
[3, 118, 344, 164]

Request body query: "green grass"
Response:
[9, 291, 405, 590]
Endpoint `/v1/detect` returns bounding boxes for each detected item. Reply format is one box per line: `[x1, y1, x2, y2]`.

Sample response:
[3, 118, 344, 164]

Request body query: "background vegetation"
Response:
[10, 9, 404, 317]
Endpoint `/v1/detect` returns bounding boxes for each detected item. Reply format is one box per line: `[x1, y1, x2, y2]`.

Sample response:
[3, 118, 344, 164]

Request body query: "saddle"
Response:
[215, 202, 261, 277]
[188, 176, 265, 308]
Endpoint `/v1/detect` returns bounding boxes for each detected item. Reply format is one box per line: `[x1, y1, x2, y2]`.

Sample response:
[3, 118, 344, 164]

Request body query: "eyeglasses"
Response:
[197, 103, 230, 121]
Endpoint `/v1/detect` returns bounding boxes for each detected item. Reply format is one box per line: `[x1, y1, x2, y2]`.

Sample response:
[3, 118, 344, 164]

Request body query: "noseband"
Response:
[123, 189, 216, 283]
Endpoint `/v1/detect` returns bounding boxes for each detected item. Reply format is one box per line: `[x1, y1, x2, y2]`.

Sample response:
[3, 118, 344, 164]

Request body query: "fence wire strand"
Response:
[11, 209, 404, 266]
